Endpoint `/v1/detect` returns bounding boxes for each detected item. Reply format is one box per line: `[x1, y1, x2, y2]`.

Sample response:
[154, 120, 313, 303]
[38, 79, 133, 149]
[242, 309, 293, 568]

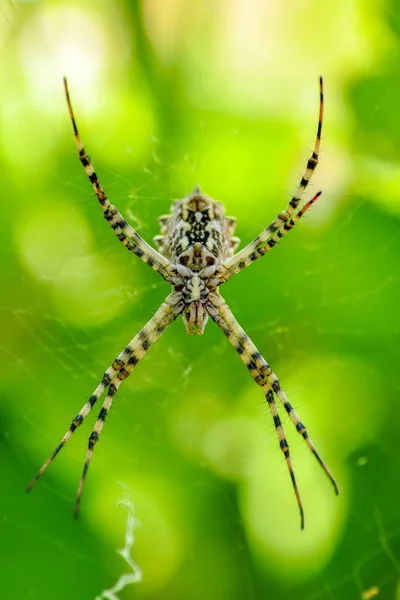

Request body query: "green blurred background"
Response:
[1, 0, 399, 599]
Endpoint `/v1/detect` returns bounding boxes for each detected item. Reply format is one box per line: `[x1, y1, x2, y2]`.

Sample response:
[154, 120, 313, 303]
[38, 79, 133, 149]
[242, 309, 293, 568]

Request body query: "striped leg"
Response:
[63, 78, 174, 282]
[73, 293, 182, 516]
[26, 367, 118, 493]
[207, 293, 338, 529]
[220, 77, 323, 283]
[219, 191, 321, 282]
[27, 292, 183, 512]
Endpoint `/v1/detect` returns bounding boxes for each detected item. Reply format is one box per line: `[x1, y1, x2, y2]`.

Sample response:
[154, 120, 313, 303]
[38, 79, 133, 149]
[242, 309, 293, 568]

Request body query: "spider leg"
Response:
[27, 292, 183, 511]
[26, 368, 117, 493]
[219, 191, 321, 283]
[220, 77, 323, 284]
[207, 292, 338, 529]
[63, 77, 175, 283]
[74, 293, 183, 516]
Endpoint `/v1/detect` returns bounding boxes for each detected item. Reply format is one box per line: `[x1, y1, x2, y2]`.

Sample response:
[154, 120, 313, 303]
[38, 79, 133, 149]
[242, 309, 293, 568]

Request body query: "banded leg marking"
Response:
[26, 369, 117, 493]
[73, 295, 182, 515]
[221, 77, 324, 283]
[287, 75, 323, 214]
[207, 299, 306, 527]
[264, 385, 305, 530]
[74, 294, 179, 517]
[207, 295, 338, 529]
[219, 191, 322, 281]
[63, 78, 174, 282]
[74, 379, 121, 517]
[27, 293, 182, 509]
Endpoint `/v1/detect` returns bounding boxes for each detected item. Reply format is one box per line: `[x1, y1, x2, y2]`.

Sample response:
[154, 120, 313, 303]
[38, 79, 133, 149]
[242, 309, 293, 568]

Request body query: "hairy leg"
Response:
[27, 292, 183, 514]
[221, 77, 323, 283]
[64, 78, 174, 282]
[207, 291, 338, 528]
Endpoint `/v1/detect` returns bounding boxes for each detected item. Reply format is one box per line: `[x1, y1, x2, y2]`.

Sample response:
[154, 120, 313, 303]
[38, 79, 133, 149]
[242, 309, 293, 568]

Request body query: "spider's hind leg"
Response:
[219, 77, 324, 284]
[63, 77, 174, 282]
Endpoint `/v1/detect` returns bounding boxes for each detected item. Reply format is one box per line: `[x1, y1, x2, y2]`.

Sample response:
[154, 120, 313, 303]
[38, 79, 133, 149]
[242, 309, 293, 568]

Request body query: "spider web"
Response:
[1, 1, 400, 600]
[2, 135, 399, 600]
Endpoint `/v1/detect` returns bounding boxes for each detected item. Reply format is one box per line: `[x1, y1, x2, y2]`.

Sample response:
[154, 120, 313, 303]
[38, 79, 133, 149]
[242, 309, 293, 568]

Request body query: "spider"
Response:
[27, 76, 339, 528]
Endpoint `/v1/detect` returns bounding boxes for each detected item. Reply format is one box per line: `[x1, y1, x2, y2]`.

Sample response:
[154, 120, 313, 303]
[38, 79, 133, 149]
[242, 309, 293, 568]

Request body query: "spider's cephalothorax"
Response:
[154, 185, 239, 270]
[27, 77, 339, 529]
[180, 274, 210, 335]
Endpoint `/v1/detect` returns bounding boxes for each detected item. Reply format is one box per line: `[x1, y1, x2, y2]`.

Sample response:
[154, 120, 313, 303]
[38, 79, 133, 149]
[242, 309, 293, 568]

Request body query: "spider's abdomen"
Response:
[154, 187, 240, 271]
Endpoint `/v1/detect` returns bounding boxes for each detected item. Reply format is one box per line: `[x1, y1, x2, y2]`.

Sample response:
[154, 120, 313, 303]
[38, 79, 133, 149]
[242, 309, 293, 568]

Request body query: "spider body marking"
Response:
[158, 189, 237, 335]
[27, 77, 338, 528]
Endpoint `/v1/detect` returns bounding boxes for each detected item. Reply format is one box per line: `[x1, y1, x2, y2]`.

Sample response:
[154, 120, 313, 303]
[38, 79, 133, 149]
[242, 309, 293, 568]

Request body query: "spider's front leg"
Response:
[206, 292, 338, 529]
[63, 77, 176, 283]
[219, 77, 324, 284]
[27, 291, 183, 516]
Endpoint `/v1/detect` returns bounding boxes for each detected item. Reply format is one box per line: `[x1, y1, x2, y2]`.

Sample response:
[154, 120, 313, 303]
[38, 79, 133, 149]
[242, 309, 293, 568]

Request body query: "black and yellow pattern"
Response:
[219, 76, 324, 283]
[27, 77, 338, 527]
